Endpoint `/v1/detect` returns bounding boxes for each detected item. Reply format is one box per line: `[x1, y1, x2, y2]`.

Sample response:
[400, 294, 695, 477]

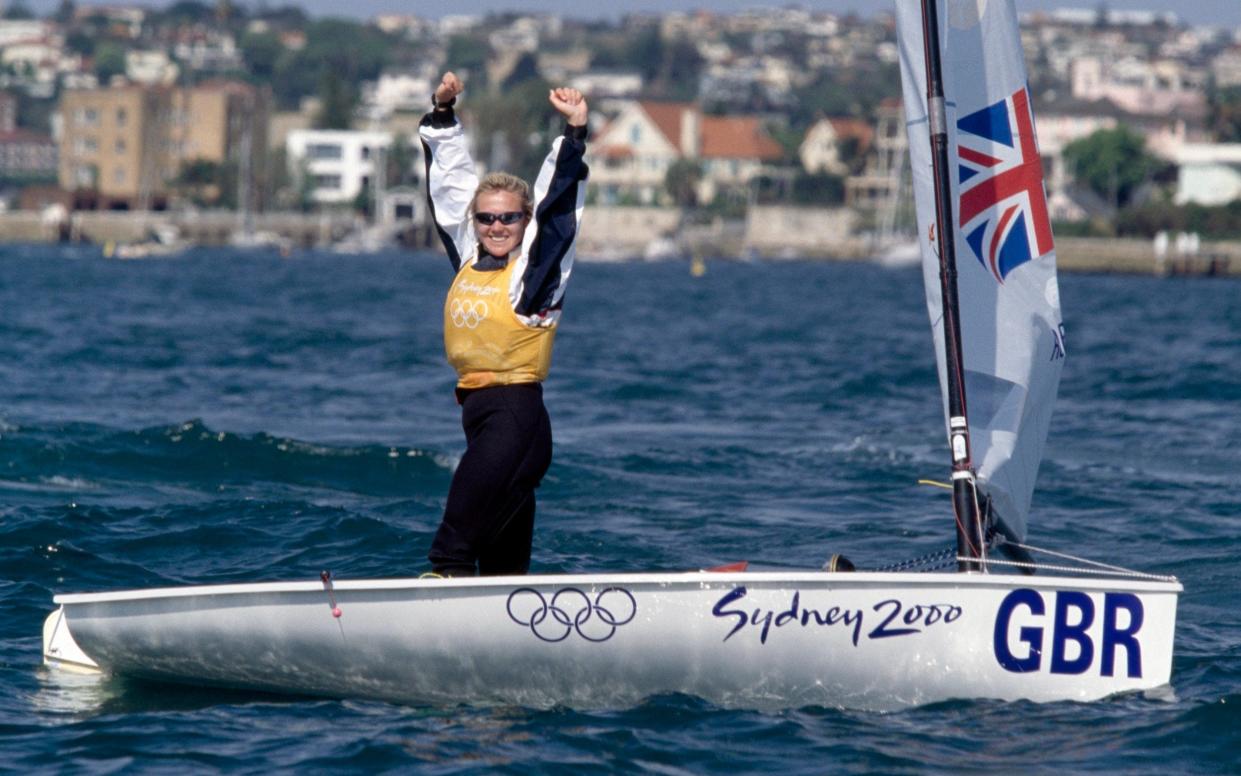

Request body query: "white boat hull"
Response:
[44, 571, 1180, 711]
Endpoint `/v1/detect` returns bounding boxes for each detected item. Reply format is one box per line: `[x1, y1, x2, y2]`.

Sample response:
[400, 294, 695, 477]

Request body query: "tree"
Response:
[315, 70, 354, 130]
[65, 31, 94, 57]
[664, 159, 702, 207]
[16, 89, 56, 133]
[160, 0, 215, 25]
[1063, 126, 1164, 209]
[352, 186, 372, 218]
[469, 77, 555, 182]
[94, 42, 127, 84]
[271, 19, 392, 110]
[254, 5, 307, 29]
[53, 0, 76, 24]
[445, 35, 489, 89]
[502, 52, 541, 91]
[1209, 85, 1241, 143]
[173, 158, 237, 208]
[790, 172, 845, 205]
[654, 37, 703, 100]
[1, 2, 34, 19]
[239, 31, 283, 81]
[386, 134, 418, 188]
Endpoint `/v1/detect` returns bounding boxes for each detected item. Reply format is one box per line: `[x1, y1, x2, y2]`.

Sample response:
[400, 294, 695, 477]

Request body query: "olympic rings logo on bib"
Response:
[506, 586, 637, 643]
[450, 298, 489, 329]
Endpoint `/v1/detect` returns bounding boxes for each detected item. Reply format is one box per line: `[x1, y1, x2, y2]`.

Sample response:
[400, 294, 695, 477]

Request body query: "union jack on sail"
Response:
[956, 87, 1053, 283]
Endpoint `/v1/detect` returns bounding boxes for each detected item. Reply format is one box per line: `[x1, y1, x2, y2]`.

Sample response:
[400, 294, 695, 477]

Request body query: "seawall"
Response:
[2, 208, 1238, 276]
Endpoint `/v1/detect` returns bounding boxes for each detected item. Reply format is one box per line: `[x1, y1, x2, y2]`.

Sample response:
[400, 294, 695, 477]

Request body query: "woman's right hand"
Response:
[435, 72, 463, 107]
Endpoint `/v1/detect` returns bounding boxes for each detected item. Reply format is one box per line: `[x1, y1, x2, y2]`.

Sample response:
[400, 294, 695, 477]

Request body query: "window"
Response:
[630, 125, 641, 144]
[361, 146, 371, 160]
[313, 174, 342, 190]
[73, 164, 96, 186]
[113, 168, 126, 184]
[115, 139, 127, 154]
[307, 143, 343, 160]
[116, 107, 127, 126]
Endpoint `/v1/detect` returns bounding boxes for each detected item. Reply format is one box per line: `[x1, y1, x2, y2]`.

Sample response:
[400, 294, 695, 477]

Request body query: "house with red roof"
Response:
[799, 117, 873, 176]
[587, 100, 784, 205]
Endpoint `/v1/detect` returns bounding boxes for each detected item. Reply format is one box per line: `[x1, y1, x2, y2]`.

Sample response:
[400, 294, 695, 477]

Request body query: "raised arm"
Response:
[419, 72, 478, 272]
[511, 88, 590, 324]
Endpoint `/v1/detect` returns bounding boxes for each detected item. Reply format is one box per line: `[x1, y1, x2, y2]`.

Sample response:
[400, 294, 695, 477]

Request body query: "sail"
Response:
[895, 0, 1065, 542]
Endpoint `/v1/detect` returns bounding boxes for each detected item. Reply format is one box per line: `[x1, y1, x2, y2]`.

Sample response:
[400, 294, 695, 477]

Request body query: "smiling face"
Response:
[474, 190, 530, 258]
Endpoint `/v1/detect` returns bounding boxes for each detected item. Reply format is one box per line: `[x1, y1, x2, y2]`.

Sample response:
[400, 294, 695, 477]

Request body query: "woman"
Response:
[419, 72, 589, 577]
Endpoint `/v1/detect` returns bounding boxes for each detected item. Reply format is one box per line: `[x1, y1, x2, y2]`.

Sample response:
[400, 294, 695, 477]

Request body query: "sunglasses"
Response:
[474, 211, 525, 226]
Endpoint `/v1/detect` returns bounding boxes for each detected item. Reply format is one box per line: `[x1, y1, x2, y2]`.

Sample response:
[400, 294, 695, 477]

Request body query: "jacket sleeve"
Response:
[510, 123, 590, 325]
[419, 106, 478, 272]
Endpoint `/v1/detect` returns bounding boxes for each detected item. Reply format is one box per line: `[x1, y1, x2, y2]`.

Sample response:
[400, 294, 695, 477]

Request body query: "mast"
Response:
[919, 0, 985, 572]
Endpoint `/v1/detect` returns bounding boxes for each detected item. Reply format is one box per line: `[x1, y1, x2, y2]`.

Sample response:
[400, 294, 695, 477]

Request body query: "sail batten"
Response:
[896, 0, 1065, 543]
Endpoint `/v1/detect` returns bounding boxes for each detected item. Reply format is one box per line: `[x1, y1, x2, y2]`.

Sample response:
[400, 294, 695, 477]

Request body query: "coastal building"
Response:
[0, 128, 57, 182]
[172, 81, 272, 210]
[285, 129, 394, 206]
[844, 99, 906, 210]
[1034, 94, 1198, 219]
[57, 82, 269, 210]
[587, 100, 783, 205]
[569, 71, 643, 100]
[0, 30, 77, 98]
[0, 91, 15, 132]
[1211, 47, 1241, 90]
[1175, 144, 1241, 206]
[799, 117, 873, 176]
[58, 85, 174, 209]
[124, 49, 179, 85]
[360, 66, 439, 120]
[372, 15, 432, 38]
[71, 5, 145, 39]
[1069, 55, 1207, 122]
[171, 29, 242, 73]
[0, 19, 50, 47]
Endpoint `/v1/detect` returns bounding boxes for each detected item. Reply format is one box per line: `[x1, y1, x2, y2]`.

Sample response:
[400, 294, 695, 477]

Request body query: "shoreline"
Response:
[1, 210, 1237, 276]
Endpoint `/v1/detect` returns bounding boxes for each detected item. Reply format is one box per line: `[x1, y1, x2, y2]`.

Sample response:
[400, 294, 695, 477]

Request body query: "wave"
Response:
[0, 419, 454, 499]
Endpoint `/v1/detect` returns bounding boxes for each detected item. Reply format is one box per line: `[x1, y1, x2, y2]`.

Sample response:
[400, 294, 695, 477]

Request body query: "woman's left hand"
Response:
[549, 87, 588, 127]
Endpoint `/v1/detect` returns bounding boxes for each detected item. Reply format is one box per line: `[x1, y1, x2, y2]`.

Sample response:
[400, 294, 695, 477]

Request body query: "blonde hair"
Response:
[471, 172, 533, 219]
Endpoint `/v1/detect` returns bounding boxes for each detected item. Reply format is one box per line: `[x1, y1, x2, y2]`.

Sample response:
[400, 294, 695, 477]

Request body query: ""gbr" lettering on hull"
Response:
[993, 589, 1145, 677]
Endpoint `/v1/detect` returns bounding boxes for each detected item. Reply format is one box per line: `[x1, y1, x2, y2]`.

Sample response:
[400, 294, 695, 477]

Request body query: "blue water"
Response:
[1, 245, 1237, 773]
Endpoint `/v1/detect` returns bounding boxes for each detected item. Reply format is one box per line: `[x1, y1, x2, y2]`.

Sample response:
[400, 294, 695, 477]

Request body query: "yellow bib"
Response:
[443, 260, 556, 390]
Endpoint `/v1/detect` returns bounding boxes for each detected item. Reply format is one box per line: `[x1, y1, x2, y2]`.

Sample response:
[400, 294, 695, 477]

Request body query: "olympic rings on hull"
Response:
[506, 587, 638, 642]
[450, 298, 489, 329]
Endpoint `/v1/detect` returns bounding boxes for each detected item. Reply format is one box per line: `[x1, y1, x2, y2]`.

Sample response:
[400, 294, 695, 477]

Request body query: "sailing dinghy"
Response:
[42, 0, 1180, 711]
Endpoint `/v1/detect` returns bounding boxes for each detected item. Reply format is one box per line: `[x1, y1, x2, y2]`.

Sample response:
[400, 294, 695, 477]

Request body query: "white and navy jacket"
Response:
[419, 106, 589, 327]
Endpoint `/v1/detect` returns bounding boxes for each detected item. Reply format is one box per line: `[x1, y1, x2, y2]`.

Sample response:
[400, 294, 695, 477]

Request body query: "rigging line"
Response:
[918, 479, 952, 489]
[958, 556, 1178, 582]
[999, 540, 1170, 577]
[970, 478, 988, 567]
[953, 506, 982, 559]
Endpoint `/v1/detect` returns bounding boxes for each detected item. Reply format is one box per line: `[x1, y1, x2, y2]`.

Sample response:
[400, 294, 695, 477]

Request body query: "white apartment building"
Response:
[360, 67, 439, 119]
[125, 50, 179, 86]
[1176, 144, 1241, 206]
[286, 129, 394, 205]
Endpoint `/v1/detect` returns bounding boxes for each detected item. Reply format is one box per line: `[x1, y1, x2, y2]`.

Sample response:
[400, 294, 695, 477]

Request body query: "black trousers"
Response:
[428, 383, 552, 577]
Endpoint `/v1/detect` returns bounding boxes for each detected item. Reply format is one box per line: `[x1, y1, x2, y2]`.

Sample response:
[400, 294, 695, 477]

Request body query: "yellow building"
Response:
[58, 82, 269, 210]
